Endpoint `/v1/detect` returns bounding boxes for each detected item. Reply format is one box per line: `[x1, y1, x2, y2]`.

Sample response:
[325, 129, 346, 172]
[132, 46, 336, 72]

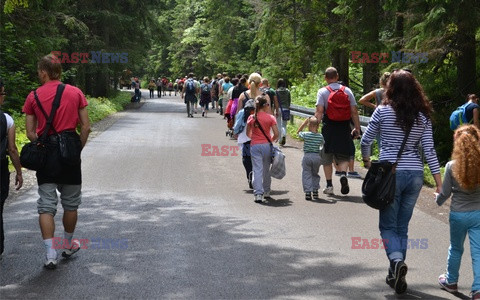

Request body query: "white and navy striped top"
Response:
[360, 105, 440, 174]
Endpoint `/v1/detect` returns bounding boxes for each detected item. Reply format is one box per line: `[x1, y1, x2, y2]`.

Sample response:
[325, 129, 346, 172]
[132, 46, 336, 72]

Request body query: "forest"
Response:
[1, 0, 479, 163]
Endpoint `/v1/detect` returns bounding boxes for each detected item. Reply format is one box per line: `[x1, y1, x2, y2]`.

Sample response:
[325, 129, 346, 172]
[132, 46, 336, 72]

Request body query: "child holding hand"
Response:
[297, 117, 324, 200]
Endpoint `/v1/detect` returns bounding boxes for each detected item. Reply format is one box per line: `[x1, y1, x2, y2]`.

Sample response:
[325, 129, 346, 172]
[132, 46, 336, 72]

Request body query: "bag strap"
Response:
[393, 127, 412, 169]
[275, 91, 284, 113]
[254, 117, 273, 145]
[33, 83, 65, 140]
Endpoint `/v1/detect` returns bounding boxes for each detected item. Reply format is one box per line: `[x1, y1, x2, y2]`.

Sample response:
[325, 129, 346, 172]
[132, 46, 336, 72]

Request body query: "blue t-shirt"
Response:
[465, 102, 480, 124]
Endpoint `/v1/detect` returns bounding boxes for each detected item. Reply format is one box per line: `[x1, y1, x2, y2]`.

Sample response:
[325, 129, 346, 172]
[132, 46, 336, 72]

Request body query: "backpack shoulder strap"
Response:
[339, 86, 346, 92]
[0, 110, 6, 159]
[326, 86, 334, 93]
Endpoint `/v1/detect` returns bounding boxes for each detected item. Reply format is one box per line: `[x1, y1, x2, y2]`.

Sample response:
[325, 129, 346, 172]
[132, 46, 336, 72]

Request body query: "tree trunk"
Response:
[456, 0, 477, 99]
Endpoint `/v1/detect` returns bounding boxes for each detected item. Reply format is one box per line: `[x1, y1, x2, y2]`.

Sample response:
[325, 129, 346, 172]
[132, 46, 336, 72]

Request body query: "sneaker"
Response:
[323, 186, 334, 195]
[393, 261, 408, 294]
[254, 194, 263, 203]
[438, 274, 458, 293]
[62, 240, 80, 259]
[312, 190, 319, 199]
[347, 171, 362, 178]
[280, 137, 286, 146]
[472, 290, 480, 299]
[305, 192, 312, 201]
[340, 175, 350, 195]
[264, 191, 271, 198]
[386, 268, 395, 289]
[248, 172, 253, 189]
[44, 257, 58, 269]
[334, 171, 342, 176]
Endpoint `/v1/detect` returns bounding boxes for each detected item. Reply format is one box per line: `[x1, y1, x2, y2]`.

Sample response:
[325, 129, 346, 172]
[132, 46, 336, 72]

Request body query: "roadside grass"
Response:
[8, 91, 131, 171]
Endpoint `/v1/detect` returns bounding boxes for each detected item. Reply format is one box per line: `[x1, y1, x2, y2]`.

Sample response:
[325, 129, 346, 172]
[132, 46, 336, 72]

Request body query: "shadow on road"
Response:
[1, 189, 450, 299]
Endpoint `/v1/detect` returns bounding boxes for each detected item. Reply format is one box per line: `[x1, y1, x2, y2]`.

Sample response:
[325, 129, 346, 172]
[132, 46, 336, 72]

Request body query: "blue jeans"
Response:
[446, 210, 480, 291]
[379, 170, 423, 262]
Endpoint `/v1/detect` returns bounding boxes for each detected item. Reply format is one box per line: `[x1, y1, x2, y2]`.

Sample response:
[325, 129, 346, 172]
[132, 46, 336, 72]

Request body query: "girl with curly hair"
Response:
[361, 69, 442, 294]
[436, 124, 480, 299]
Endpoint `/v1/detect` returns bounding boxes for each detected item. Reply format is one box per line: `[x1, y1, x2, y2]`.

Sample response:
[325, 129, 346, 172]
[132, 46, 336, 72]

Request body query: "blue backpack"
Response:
[185, 79, 195, 94]
[449, 103, 471, 130]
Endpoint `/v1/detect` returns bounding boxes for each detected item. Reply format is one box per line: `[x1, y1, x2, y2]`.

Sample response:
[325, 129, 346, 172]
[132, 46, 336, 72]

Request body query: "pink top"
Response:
[247, 111, 277, 145]
[23, 80, 88, 136]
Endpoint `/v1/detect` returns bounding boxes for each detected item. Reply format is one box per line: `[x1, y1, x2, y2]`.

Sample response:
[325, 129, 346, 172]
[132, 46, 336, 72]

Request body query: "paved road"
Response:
[0, 90, 473, 299]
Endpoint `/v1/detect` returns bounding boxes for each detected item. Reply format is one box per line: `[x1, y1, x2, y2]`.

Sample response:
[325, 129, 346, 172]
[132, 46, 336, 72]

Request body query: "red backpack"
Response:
[325, 86, 351, 121]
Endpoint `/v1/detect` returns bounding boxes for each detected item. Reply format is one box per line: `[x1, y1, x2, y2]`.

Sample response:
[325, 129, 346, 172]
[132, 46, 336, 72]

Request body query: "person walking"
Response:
[246, 95, 278, 203]
[361, 69, 442, 294]
[200, 77, 211, 117]
[156, 77, 162, 98]
[237, 73, 264, 115]
[22, 54, 91, 269]
[296, 117, 324, 201]
[314, 67, 361, 196]
[148, 79, 156, 99]
[233, 99, 255, 189]
[435, 125, 480, 299]
[276, 79, 291, 146]
[0, 79, 23, 256]
[182, 73, 199, 118]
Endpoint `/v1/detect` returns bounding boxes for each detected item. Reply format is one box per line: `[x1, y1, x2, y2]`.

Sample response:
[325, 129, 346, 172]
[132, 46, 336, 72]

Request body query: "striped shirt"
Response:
[360, 105, 440, 174]
[299, 131, 324, 153]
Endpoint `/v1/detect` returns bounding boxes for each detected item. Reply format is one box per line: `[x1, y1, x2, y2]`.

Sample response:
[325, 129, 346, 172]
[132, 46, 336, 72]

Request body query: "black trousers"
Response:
[0, 158, 9, 255]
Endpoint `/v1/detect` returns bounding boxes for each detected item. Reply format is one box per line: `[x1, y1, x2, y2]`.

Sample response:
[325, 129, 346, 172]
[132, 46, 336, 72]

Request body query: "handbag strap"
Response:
[254, 117, 273, 146]
[393, 127, 412, 166]
[33, 83, 65, 140]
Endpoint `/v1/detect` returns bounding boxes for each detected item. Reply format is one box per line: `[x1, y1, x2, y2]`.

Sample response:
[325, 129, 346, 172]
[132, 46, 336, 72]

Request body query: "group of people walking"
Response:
[1, 54, 480, 299]
[192, 67, 480, 298]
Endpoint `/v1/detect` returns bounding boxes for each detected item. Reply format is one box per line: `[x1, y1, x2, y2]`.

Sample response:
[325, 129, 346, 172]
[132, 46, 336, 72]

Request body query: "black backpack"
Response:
[0, 109, 8, 160]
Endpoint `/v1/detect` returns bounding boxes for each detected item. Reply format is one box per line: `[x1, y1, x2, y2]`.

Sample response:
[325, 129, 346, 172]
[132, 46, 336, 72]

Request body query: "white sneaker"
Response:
[323, 186, 334, 195]
[44, 257, 58, 269]
[264, 191, 271, 198]
[62, 239, 81, 258]
[254, 194, 263, 203]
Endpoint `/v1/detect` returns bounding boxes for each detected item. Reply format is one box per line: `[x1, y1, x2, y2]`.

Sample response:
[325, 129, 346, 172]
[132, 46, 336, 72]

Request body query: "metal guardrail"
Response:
[289, 104, 371, 133]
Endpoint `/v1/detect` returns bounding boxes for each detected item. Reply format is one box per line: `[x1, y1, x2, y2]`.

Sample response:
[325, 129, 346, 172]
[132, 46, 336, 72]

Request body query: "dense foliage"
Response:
[1, 0, 479, 163]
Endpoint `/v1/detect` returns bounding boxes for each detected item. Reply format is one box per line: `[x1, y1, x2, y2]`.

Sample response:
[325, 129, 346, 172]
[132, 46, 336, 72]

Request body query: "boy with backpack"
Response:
[450, 94, 479, 130]
[297, 116, 324, 200]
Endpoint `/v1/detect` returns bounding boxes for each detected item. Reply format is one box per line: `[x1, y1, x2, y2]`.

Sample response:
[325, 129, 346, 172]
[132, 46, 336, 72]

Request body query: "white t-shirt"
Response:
[315, 82, 356, 108]
[4, 113, 14, 130]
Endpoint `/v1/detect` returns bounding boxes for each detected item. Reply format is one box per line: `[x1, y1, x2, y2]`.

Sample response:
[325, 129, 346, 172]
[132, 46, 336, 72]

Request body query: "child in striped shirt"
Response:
[297, 117, 324, 200]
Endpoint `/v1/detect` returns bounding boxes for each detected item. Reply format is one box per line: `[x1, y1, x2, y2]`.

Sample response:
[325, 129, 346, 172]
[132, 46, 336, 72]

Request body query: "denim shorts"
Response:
[37, 183, 82, 216]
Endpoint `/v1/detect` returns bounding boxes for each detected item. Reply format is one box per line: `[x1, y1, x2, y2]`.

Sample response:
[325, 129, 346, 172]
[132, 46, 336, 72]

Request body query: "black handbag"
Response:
[20, 84, 65, 170]
[361, 128, 410, 210]
[57, 130, 82, 165]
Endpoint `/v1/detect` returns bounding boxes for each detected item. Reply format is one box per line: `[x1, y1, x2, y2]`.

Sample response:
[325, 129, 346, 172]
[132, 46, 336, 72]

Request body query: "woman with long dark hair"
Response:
[360, 70, 442, 294]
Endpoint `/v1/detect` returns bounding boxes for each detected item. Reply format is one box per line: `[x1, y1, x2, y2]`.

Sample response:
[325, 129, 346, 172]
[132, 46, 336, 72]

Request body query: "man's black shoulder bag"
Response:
[361, 128, 411, 210]
[20, 84, 66, 170]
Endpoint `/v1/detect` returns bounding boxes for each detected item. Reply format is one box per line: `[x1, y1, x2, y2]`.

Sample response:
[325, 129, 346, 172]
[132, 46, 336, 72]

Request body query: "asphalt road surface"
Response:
[0, 90, 473, 299]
